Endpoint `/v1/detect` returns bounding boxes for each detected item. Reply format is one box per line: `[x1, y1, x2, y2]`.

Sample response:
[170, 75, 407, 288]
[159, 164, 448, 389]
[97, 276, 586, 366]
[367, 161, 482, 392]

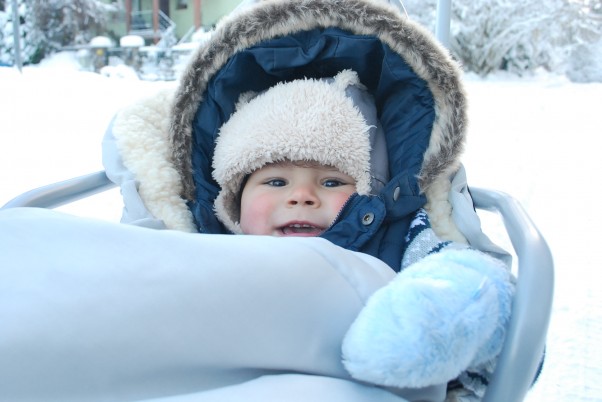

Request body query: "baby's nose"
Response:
[287, 185, 319, 206]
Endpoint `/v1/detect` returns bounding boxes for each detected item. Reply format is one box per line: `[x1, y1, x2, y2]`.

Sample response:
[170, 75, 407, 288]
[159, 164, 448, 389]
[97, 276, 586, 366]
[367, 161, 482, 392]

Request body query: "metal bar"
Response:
[11, 0, 22, 71]
[2, 171, 116, 210]
[435, 0, 451, 47]
[153, 0, 160, 42]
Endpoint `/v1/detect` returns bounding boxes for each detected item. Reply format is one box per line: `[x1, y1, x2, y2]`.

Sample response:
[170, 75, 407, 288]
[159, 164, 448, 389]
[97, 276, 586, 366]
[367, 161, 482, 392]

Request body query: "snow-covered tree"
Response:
[403, 0, 602, 80]
[31, 0, 119, 57]
[452, 0, 601, 75]
[0, 0, 42, 65]
[0, 0, 118, 65]
[566, 0, 602, 82]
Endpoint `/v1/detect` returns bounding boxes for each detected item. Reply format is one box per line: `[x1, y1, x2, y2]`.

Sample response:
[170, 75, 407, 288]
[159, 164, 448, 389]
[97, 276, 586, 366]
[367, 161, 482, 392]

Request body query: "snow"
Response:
[88, 35, 114, 48]
[1, 52, 602, 401]
[119, 35, 145, 48]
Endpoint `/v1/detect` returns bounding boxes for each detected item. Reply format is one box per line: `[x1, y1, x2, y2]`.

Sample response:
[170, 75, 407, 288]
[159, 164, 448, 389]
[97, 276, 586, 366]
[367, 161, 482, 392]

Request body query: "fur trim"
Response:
[212, 70, 372, 232]
[111, 88, 197, 232]
[170, 0, 467, 201]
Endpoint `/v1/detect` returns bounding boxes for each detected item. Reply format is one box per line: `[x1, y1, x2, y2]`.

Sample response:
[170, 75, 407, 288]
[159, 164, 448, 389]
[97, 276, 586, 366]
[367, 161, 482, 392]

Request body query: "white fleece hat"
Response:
[212, 69, 376, 233]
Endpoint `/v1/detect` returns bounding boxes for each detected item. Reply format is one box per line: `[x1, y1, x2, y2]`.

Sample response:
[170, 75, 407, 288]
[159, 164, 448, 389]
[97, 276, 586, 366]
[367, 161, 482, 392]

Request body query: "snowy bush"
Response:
[567, 36, 602, 83]
[401, 0, 438, 34]
[453, 0, 601, 77]
[403, 0, 602, 81]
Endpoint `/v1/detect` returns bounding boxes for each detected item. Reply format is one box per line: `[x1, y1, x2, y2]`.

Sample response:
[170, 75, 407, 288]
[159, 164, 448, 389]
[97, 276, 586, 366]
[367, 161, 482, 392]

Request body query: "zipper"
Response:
[324, 193, 361, 232]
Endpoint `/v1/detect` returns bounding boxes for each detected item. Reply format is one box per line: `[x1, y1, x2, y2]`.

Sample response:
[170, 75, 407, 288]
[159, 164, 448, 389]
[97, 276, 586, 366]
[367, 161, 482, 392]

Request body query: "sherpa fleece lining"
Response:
[111, 88, 197, 233]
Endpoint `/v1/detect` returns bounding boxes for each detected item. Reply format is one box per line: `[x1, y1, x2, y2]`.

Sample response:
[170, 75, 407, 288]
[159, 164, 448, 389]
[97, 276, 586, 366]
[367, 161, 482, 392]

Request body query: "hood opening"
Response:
[189, 27, 435, 232]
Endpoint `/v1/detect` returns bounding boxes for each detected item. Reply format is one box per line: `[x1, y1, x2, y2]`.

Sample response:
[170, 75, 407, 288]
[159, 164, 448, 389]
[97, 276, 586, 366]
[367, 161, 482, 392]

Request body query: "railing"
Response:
[177, 26, 196, 45]
[129, 10, 176, 40]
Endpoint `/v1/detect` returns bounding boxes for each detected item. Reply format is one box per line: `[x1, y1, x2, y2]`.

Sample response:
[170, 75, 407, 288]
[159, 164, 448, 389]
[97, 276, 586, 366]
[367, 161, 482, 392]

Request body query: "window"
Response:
[177, 0, 188, 10]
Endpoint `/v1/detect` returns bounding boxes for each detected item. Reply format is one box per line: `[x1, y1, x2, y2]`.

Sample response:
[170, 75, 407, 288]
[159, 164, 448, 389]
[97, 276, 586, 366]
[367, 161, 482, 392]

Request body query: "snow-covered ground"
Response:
[1, 52, 601, 401]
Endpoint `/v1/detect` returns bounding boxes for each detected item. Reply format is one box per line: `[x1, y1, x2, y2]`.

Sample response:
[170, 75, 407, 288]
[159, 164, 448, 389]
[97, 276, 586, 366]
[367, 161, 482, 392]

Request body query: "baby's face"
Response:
[239, 163, 356, 236]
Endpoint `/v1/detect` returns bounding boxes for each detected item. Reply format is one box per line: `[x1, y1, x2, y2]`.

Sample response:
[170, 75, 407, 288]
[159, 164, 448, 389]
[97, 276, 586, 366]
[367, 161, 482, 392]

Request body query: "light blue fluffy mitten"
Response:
[342, 248, 514, 389]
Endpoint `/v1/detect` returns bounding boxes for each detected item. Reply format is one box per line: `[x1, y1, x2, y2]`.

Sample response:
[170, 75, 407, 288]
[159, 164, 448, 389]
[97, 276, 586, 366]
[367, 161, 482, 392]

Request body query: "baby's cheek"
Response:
[240, 194, 275, 235]
[333, 192, 354, 211]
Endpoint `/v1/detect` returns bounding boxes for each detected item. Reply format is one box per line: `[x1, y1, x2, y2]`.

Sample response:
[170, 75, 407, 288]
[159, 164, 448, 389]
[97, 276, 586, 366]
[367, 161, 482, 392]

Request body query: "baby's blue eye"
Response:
[266, 179, 287, 187]
[323, 179, 345, 188]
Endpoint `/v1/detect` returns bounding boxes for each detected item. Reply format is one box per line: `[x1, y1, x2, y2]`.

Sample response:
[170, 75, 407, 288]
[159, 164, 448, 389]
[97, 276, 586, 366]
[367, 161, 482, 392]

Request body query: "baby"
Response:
[211, 70, 377, 237]
[210, 70, 514, 397]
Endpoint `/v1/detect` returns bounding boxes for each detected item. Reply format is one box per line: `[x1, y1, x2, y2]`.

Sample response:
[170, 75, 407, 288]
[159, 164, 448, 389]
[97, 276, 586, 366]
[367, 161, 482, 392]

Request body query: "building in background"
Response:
[104, 0, 241, 43]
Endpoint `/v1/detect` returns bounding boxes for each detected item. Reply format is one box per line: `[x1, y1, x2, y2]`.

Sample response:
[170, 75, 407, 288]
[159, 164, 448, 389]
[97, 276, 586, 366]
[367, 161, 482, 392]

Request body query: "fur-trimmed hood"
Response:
[172, 0, 466, 199]
[106, 0, 469, 269]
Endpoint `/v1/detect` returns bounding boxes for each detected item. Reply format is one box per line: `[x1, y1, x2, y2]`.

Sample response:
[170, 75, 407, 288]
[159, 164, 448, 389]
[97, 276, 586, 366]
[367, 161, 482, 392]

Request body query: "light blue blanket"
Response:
[0, 207, 448, 402]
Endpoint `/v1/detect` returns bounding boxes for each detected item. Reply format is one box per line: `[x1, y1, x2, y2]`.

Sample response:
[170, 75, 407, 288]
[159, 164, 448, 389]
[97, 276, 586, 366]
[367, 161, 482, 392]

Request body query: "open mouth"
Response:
[280, 223, 324, 236]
